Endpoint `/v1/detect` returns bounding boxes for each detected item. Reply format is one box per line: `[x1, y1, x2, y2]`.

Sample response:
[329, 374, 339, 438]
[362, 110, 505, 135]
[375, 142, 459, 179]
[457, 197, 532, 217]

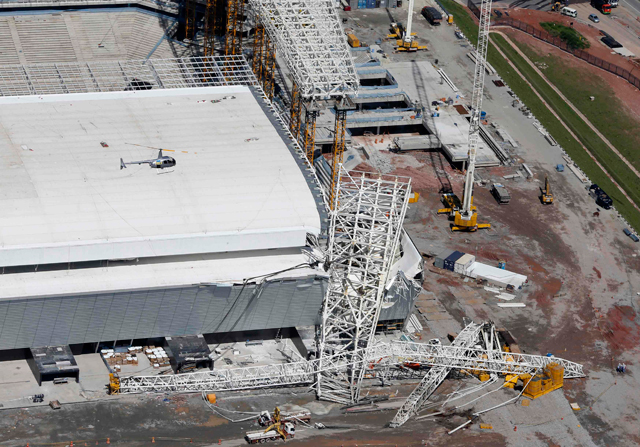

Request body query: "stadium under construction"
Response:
[0, 1, 423, 358]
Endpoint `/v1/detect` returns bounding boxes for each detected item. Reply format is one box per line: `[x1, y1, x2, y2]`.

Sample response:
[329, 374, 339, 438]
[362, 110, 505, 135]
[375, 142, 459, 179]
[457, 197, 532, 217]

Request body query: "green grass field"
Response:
[438, 0, 640, 232]
[540, 22, 590, 49]
[514, 42, 640, 173]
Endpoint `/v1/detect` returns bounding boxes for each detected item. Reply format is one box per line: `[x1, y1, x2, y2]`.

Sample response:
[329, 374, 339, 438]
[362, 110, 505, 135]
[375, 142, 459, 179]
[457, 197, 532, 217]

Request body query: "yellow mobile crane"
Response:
[449, 0, 492, 232]
[540, 175, 554, 204]
[396, 0, 427, 51]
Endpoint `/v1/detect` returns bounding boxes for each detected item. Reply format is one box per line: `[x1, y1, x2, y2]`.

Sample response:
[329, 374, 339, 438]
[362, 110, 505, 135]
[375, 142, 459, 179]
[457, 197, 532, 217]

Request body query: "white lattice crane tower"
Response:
[315, 167, 412, 404]
[453, 0, 492, 231]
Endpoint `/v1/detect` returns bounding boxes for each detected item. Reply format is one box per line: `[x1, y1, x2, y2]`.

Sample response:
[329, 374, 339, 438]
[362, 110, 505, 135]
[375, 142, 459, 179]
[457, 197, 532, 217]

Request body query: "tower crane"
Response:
[450, 0, 492, 232]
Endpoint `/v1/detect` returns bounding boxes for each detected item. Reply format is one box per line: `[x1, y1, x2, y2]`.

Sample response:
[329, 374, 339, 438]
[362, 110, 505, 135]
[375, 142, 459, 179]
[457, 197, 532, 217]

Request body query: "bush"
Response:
[540, 22, 590, 49]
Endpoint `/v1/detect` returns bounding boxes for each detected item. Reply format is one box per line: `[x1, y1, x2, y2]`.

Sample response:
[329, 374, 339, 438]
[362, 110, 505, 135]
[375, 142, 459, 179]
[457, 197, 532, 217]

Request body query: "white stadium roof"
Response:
[0, 249, 326, 299]
[0, 86, 321, 267]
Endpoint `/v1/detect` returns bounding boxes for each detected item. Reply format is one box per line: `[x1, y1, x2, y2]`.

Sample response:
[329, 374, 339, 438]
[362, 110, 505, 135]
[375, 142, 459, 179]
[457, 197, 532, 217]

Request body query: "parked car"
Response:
[588, 13, 600, 22]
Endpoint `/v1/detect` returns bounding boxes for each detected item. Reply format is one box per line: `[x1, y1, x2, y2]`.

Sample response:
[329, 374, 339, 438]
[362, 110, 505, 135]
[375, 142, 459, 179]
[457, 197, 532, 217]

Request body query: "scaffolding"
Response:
[0, 57, 258, 96]
[225, 0, 244, 56]
[329, 98, 352, 210]
[114, 337, 584, 394]
[303, 103, 319, 164]
[262, 34, 276, 100]
[316, 168, 412, 404]
[185, 0, 197, 40]
[203, 0, 218, 57]
[249, 0, 358, 99]
[289, 82, 302, 140]
[252, 19, 265, 81]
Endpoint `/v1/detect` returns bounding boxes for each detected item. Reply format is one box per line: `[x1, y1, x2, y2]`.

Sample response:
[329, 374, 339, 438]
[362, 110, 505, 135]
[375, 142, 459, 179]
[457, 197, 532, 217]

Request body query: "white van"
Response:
[561, 7, 577, 17]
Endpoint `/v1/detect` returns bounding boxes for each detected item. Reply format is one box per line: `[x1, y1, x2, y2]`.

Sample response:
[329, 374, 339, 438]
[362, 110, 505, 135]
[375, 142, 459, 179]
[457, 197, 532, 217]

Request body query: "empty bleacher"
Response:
[0, 9, 179, 67]
[0, 19, 21, 65]
[14, 14, 78, 64]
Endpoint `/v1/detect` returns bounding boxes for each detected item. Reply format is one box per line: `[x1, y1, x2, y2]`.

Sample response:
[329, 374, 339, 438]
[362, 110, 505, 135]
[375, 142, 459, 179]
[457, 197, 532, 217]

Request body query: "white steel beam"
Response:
[249, 0, 359, 99]
[389, 322, 483, 428]
[116, 339, 584, 394]
[316, 167, 412, 404]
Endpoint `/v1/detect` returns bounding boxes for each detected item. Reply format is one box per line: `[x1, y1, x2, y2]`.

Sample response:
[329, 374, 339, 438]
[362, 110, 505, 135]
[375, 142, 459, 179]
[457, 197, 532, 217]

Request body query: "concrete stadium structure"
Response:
[0, 1, 423, 355]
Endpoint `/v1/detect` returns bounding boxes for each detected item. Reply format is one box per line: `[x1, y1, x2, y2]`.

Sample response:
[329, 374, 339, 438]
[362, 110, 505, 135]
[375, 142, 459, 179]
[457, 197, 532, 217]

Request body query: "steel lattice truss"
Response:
[390, 322, 483, 427]
[461, 0, 492, 215]
[0, 56, 257, 97]
[316, 168, 412, 404]
[248, 0, 358, 99]
[115, 339, 584, 394]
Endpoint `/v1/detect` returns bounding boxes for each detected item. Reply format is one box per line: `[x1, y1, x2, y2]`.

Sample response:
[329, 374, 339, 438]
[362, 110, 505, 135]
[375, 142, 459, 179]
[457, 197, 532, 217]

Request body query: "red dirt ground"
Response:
[603, 305, 640, 353]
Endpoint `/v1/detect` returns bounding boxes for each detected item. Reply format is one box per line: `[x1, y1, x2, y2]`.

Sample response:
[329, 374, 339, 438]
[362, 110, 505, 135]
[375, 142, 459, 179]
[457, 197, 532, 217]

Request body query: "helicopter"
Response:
[120, 149, 176, 170]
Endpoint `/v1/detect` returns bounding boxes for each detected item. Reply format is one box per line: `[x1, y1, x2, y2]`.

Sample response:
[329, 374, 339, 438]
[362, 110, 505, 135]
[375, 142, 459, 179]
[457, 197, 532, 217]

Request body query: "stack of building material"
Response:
[101, 348, 140, 372]
[145, 346, 171, 369]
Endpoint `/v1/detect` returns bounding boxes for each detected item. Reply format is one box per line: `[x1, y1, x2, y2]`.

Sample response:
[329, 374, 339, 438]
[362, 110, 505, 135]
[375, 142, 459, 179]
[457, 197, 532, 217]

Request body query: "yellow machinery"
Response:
[262, 407, 295, 441]
[521, 363, 565, 399]
[394, 0, 428, 52]
[347, 33, 360, 48]
[108, 373, 120, 394]
[437, 193, 477, 215]
[388, 22, 406, 38]
[541, 175, 554, 204]
[551, 1, 562, 11]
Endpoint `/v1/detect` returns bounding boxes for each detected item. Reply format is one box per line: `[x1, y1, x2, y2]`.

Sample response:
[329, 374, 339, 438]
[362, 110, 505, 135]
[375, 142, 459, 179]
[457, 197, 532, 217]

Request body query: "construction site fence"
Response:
[466, 0, 640, 91]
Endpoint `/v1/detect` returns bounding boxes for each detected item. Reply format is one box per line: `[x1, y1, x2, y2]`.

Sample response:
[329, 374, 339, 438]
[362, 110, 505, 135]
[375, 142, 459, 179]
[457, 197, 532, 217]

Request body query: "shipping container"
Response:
[454, 253, 476, 274]
[443, 251, 464, 271]
[434, 249, 455, 269]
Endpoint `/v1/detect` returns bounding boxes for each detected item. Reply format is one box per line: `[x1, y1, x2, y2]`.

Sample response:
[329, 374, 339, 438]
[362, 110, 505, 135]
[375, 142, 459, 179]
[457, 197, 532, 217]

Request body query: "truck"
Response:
[245, 422, 295, 444]
[591, 0, 611, 14]
[589, 184, 613, 209]
[491, 183, 511, 204]
[421, 6, 443, 25]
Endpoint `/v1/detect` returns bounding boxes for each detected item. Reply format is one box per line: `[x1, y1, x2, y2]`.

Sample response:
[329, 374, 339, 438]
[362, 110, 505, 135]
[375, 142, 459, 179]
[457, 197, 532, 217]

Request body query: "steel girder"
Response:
[116, 339, 584, 394]
[389, 322, 483, 427]
[316, 168, 412, 404]
[248, 0, 358, 99]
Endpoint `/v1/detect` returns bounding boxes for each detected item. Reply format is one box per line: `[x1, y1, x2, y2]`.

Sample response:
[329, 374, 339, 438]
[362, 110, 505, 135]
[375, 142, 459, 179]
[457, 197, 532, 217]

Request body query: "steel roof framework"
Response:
[249, 0, 359, 99]
[316, 168, 412, 404]
[0, 56, 257, 97]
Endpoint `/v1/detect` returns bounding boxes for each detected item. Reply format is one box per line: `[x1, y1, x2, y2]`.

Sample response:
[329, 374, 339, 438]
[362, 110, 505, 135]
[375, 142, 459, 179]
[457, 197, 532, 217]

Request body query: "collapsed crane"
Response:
[110, 328, 583, 394]
[448, 0, 493, 232]
[390, 321, 485, 427]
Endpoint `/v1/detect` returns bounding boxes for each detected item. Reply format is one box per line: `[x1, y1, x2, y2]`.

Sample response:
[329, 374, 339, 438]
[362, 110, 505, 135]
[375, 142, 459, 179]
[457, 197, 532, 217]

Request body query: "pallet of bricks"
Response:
[144, 346, 171, 369]
[101, 347, 141, 373]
